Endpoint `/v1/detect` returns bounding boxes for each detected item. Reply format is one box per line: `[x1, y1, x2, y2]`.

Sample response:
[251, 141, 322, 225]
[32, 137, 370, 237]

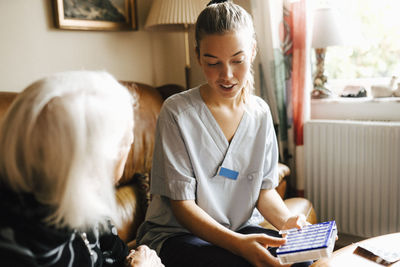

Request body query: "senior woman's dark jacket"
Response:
[0, 187, 128, 267]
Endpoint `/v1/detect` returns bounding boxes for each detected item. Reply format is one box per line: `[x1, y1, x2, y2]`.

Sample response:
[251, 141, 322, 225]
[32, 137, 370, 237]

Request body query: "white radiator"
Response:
[304, 120, 400, 238]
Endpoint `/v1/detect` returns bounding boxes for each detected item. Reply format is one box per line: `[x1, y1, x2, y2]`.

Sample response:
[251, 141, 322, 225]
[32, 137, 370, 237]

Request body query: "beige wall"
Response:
[0, 0, 190, 92]
[0, 1, 259, 93]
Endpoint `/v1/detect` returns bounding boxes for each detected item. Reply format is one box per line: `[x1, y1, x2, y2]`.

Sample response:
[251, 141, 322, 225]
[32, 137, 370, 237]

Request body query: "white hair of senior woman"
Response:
[0, 71, 134, 230]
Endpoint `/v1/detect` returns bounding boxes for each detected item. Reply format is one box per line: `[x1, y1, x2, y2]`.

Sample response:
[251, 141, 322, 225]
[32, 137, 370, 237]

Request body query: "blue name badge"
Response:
[218, 167, 239, 180]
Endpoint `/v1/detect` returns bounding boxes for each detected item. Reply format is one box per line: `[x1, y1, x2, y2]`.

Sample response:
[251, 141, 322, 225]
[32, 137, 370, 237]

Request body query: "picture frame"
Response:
[54, 0, 137, 31]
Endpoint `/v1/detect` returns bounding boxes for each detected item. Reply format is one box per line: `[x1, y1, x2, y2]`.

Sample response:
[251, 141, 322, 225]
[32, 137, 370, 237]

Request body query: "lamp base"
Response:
[311, 86, 332, 99]
[312, 48, 333, 99]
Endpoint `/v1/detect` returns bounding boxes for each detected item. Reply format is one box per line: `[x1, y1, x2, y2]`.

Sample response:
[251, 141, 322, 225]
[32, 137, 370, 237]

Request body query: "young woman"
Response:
[0, 71, 163, 267]
[136, 1, 311, 267]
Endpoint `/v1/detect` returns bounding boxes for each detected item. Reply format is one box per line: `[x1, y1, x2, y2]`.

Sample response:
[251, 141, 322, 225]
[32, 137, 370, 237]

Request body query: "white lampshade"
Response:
[312, 7, 346, 48]
[145, 0, 209, 31]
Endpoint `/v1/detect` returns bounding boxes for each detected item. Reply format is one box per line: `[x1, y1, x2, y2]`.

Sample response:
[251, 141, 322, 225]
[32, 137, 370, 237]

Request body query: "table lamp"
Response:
[145, 0, 208, 89]
[311, 7, 345, 98]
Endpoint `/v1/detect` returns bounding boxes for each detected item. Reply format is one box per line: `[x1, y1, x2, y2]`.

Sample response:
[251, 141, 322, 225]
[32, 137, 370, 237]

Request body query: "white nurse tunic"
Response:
[136, 86, 279, 253]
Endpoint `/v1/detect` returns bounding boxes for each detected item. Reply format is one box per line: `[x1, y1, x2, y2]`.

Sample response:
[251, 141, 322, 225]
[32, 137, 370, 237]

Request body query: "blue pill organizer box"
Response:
[276, 221, 337, 264]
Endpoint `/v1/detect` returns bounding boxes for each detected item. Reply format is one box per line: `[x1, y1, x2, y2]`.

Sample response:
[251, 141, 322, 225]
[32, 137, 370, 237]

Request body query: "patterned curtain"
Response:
[251, 0, 311, 196]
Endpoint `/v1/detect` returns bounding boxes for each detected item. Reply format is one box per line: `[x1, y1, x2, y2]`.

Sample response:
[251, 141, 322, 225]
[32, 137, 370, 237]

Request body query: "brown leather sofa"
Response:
[0, 81, 316, 246]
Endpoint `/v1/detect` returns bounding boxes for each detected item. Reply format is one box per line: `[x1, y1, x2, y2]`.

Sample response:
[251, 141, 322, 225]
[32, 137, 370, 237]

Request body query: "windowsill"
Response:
[310, 96, 400, 121]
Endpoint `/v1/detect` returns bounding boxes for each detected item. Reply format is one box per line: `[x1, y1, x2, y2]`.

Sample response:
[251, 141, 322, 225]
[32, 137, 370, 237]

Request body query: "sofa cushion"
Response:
[117, 81, 164, 185]
[116, 173, 150, 242]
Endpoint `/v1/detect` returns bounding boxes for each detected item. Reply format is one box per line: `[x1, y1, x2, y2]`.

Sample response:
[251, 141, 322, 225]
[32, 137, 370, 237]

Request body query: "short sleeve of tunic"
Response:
[150, 94, 197, 200]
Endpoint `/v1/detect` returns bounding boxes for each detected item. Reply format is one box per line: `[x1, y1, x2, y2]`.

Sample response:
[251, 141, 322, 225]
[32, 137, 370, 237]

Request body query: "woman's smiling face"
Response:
[197, 30, 255, 101]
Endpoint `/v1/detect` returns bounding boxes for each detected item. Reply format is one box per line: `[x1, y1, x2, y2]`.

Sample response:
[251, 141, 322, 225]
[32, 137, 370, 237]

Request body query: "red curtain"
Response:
[290, 0, 307, 146]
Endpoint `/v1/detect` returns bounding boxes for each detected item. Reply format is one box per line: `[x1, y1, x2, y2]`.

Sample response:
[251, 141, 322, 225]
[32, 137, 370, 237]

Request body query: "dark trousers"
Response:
[159, 226, 312, 267]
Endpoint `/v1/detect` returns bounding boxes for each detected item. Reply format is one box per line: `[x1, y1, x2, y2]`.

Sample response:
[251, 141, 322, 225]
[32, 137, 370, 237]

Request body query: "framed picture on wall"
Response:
[54, 0, 137, 31]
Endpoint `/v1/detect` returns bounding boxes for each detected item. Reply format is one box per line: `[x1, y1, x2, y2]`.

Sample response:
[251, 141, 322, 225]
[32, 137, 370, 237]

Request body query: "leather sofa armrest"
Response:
[259, 198, 317, 230]
[259, 163, 317, 230]
[115, 172, 150, 243]
[278, 163, 290, 179]
[284, 197, 317, 225]
[155, 84, 185, 100]
[276, 163, 290, 199]
[115, 183, 146, 243]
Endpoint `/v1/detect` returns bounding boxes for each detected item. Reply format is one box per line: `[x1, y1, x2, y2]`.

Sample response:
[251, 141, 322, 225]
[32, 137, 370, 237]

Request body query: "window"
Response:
[318, 0, 400, 95]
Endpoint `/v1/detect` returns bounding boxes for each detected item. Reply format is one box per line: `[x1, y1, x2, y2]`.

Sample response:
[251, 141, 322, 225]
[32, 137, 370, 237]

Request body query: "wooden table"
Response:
[311, 233, 400, 267]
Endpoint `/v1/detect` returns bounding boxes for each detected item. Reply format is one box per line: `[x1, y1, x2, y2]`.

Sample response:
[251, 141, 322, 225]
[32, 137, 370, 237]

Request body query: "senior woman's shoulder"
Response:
[0, 227, 37, 266]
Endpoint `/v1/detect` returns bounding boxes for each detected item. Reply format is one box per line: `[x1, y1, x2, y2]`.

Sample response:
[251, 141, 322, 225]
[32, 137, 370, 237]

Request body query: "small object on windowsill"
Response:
[393, 82, 400, 97]
[371, 75, 397, 98]
[311, 87, 332, 99]
[340, 85, 367, 97]
[371, 85, 394, 98]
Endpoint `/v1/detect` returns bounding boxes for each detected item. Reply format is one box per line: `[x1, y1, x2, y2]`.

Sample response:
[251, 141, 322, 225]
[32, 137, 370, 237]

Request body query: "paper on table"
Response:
[356, 243, 400, 265]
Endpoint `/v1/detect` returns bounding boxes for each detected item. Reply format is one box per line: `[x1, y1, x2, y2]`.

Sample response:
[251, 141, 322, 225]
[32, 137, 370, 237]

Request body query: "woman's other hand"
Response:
[126, 245, 164, 267]
[235, 233, 291, 267]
